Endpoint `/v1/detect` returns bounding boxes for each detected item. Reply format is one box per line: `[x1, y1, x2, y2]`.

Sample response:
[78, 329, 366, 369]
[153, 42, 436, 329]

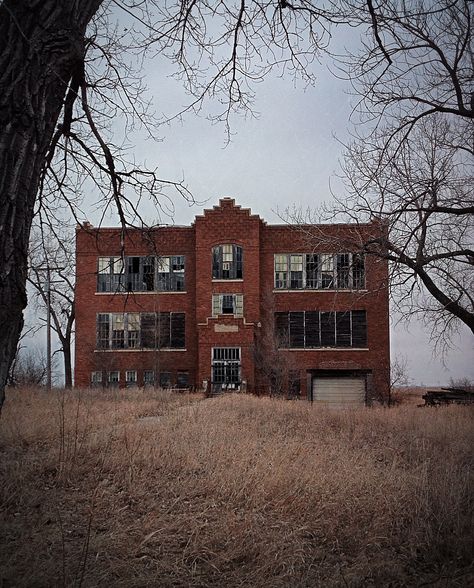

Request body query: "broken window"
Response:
[274, 255, 289, 289]
[212, 244, 243, 279]
[352, 253, 366, 289]
[335, 311, 351, 347]
[305, 254, 319, 288]
[96, 312, 185, 350]
[275, 312, 290, 348]
[290, 254, 304, 289]
[97, 314, 110, 349]
[320, 254, 335, 289]
[336, 254, 351, 289]
[157, 255, 186, 291]
[97, 257, 123, 292]
[127, 313, 140, 348]
[97, 255, 185, 292]
[274, 253, 365, 290]
[111, 314, 125, 349]
[305, 311, 320, 347]
[212, 293, 244, 317]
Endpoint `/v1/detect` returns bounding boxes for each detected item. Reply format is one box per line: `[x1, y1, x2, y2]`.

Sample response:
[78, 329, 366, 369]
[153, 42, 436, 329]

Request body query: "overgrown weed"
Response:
[1, 389, 472, 587]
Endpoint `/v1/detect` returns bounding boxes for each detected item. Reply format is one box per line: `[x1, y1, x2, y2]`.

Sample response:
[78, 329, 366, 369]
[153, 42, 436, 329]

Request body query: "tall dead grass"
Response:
[1, 388, 473, 587]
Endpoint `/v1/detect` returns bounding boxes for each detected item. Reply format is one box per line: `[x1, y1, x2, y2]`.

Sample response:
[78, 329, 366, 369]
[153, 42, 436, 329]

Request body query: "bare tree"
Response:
[323, 1, 473, 345]
[0, 0, 352, 408]
[28, 228, 76, 389]
[254, 292, 297, 397]
[8, 347, 48, 388]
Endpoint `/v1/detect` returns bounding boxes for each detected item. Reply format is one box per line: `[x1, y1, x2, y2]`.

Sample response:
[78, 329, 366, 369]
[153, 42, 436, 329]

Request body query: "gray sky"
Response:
[82, 38, 474, 387]
[30, 11, 472, 387]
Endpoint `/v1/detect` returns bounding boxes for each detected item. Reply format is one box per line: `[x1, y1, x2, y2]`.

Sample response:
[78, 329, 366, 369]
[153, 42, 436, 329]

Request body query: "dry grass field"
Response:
[1, 388, 473, 587]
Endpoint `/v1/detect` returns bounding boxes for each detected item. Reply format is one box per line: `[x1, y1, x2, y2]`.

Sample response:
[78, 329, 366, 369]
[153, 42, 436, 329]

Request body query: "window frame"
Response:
[275, 310, 367, 349]
[274, 253, 366, 290]
[97, 254, 186, 292]
[211, 293, 244, 317]
[96, 311, 185, 350]
[212, 244, 243, 280]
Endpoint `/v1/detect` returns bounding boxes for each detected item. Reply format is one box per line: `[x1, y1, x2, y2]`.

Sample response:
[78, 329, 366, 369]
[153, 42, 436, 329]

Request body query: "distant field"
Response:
[1, 388, 473, 587]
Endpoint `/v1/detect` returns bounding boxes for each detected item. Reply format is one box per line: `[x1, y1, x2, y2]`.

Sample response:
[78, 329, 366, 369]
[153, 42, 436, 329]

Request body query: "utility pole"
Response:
[36, 264, 65, 390]
[45, 266, 51, 391]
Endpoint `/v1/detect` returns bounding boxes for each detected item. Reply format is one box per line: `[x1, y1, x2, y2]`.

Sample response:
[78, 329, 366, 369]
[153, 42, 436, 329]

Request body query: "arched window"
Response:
[212, 244, 243, 279]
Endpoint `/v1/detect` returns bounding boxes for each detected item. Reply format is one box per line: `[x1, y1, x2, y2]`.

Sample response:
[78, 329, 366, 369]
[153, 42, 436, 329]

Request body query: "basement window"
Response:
[107, 371, 120, 387]
[91, 371, 103, 388]
[143, 370, 155, 387]
[125, 370, 137, 387]
[177, 372, 190, 388]
[159, 372, 172, 388]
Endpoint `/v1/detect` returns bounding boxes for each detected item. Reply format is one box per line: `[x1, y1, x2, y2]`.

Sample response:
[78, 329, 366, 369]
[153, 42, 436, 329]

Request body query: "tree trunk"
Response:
[63, 342, 73, 389]
[0, 0, 102, 409]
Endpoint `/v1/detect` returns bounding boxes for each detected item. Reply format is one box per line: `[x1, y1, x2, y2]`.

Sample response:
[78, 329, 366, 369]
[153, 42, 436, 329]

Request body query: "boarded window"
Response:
[335, 311, 351, 347]
[305, 311, 320, 347]
[289, 311, 305, 348]
[275, 312, 289, 348]
[275, 310, 366, 349]
[351, 310, 368, 347]
[170, 313, 186, 348]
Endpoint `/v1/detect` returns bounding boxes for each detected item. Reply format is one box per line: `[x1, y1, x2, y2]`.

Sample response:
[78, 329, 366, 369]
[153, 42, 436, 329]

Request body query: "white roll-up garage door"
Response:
[312, 377, 366, 407]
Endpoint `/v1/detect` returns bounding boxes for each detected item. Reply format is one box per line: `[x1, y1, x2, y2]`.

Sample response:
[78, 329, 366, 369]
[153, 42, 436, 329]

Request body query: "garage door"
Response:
[312, 377, 366, 407]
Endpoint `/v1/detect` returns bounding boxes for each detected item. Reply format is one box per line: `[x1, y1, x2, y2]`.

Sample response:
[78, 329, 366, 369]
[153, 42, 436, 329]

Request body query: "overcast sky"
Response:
[31, 9, 473, 387]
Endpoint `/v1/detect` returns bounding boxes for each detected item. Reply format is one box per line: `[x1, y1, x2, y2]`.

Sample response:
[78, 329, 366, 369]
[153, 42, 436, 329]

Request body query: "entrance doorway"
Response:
[212, 347, 241, 392]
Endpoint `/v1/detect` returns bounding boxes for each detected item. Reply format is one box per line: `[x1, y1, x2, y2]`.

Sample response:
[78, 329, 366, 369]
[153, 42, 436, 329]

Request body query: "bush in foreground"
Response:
[1, 388, 473, 587]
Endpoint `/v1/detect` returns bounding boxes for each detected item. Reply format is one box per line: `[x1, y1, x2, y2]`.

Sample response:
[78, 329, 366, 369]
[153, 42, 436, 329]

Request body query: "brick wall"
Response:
[75, 198, 390, 401]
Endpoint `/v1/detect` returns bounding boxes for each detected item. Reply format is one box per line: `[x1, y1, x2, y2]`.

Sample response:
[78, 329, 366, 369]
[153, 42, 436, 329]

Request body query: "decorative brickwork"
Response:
[75, 198, 390, 402]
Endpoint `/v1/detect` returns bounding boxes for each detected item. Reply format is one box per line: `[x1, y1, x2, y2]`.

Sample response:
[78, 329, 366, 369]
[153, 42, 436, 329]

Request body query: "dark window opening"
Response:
[159, 372, 172, 388]
[177, 372, 189, 388]
[97, 312, 185, 350]
[275, 310, 367, 349]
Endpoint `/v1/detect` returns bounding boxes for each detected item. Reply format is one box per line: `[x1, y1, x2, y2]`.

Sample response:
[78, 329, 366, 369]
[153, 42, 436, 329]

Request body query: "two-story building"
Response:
[75, 198, 390, 404]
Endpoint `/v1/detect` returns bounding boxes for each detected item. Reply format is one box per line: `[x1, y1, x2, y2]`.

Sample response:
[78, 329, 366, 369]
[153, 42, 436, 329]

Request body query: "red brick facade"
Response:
[75, 198, 390, 402]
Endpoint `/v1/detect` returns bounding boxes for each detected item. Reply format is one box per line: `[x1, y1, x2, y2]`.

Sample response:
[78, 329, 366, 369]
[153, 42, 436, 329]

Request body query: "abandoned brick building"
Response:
[75, 198, 390, 404]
